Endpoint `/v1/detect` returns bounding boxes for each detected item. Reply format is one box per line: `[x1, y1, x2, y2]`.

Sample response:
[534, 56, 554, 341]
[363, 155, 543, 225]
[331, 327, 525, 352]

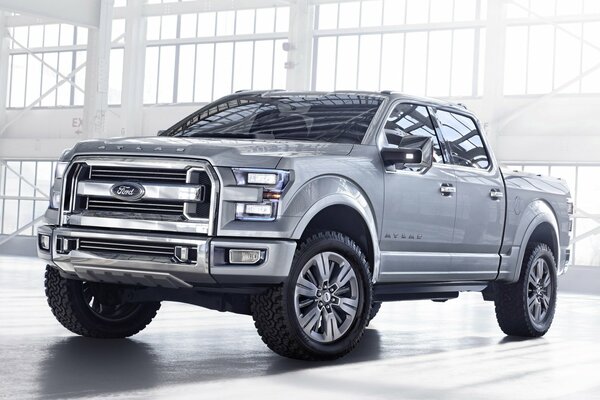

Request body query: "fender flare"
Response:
[287, 176, 381, 282]
[511, 200, 560, 282]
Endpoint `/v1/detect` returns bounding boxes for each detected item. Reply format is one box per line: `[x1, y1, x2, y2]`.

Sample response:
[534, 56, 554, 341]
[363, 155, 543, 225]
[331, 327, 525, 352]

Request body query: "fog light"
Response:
[235, 202, 275, 220]
[39, 234, 51, 251]
[229, 249, 264, 264]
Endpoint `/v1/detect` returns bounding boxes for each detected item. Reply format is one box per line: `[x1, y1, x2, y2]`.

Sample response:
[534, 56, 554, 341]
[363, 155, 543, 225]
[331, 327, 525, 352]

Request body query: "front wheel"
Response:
[493, 242, 557, 337]
[251, 232, 372, 360]
[45, 266, 160, 338]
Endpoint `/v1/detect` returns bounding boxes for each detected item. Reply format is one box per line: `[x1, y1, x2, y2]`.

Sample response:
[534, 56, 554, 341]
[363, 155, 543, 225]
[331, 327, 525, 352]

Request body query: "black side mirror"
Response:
[381, 136, 433, 171]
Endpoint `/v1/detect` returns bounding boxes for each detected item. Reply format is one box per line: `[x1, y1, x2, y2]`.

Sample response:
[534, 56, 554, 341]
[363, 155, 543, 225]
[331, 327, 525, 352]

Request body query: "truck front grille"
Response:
[62, 158, 216, 234]
[79, 238, 178, 258]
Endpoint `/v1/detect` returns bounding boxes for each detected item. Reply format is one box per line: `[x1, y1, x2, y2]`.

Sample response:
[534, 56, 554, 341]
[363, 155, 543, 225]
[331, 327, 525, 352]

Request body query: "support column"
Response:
[480, 0, 506, 150]
[0, 12, 10, 130]
[285, 0, 314, 91]
[120, 0, 146, 137]
[82, 0, 114, 139]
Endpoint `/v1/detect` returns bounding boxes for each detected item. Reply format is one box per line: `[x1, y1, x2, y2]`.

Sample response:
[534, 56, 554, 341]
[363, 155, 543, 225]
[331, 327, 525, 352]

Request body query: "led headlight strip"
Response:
[232, 168, 290, 221]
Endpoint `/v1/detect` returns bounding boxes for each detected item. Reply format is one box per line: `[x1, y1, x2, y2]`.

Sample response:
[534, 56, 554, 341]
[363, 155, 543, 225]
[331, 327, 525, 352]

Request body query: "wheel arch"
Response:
[513, 200, 560, 281]
[289, 190, 380, 282]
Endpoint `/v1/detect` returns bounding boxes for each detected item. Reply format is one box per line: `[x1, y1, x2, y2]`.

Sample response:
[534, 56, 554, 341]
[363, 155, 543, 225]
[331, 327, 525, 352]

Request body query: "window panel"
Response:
[451, 29, 475, 96]
[41, 52, 58, 107]
[436, 109, 490, 169]
[76, 27, 88, 45]
[143, 46, 159, 104]
[197, 12, 216, 37]
[60, 24, 74, 46]
[253, 40, 274, 89]
[216, 11, 235, 36]
[10, 54, 27, 108]
[405, 0, 429, 24]
[403, 32, 427, 95]
[335, 35, 359, 89]
[556, 0, 583, 15]
[56, 52, 72, 106]
[275, 7, 290, 33]
[157, 46, 176, 103]
[383, 0, 406, 25]
[581, 22, 600, 93]
[18, 200, 34, 236]
[147, 16, 161, 41]
[233, 41, 254, 91]
[25, 55, 42, 106]
[530, 0, 556, 17]
[338, 1, 360, 29]
[213, 42, 234, 99]
[194, 43, 215, 102]
[236, 9, 255, 35]
[111, 19, 125, 42]
[180, 14, 198, 38]
[318, 3, 338, 30]
[28, 25, 44, 48]
[454, 0, 478, 21]
[255, 8, 276, 33]
[3, 200, 18, 234]
[177, 44, 196, 102]
[584, 0, 600, 14]
[360, 0, 383, 27]
[73, 51, 86, 106]
[358, 34, 381, 91]
[429, 0, 454, 23]
[427, 30, 452, 97]
[315, 37, 337, 91]
[160, 15, 178, 40]
[19, 162, 36, 197]
[44, 24, 59, 47]
[380, 33, 404, 91]
[13, 26, 28, 48]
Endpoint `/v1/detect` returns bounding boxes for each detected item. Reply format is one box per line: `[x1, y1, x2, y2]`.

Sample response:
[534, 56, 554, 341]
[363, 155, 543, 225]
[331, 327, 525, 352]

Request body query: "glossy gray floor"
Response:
[1, 256, 599, 400]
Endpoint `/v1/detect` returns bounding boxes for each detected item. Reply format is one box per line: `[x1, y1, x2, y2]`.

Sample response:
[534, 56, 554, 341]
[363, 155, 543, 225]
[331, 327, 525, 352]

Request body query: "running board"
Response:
[373, 282, 489, 302]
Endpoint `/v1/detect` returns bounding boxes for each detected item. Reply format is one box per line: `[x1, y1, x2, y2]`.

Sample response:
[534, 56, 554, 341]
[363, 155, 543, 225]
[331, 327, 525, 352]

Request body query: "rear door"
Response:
[432, 108, 505, 280]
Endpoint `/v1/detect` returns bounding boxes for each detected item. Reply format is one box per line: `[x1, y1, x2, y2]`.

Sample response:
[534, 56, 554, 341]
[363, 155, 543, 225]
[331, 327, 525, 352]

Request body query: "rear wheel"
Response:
[45, 266, 160, 338]
[251, 232, 372, 360]
[493, 243, 557, 337]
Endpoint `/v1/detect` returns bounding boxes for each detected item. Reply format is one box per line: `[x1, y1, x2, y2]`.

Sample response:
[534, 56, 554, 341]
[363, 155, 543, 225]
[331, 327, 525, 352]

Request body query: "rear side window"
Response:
[435, 110, 490, 170]
[384, 103, 444, 163]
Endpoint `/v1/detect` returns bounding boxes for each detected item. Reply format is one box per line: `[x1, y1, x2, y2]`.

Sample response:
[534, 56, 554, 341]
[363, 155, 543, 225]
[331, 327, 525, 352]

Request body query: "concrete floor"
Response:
[1, 256, 599, 400]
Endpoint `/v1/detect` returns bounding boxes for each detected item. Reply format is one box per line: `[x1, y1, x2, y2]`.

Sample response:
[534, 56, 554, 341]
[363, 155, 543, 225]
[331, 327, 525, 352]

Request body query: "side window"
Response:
[435, 110, 491, 170]
[384, 103, 444, 163]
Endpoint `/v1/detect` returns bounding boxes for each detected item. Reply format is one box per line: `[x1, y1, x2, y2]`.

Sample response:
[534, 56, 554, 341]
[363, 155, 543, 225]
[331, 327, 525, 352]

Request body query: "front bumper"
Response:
[37, 225, 296, 288]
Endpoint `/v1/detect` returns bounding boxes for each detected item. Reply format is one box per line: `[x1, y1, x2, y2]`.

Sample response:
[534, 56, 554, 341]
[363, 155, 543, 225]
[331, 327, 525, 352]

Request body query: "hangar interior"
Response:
[1, 0, 600, 399]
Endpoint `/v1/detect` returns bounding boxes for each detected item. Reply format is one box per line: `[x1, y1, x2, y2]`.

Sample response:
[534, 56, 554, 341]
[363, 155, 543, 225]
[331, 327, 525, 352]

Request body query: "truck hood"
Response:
[66, 137, 354, 168]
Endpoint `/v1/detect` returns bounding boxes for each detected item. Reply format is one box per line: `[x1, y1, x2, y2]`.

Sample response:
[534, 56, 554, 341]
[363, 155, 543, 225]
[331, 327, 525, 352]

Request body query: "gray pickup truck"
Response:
[38, 91, 572, 360]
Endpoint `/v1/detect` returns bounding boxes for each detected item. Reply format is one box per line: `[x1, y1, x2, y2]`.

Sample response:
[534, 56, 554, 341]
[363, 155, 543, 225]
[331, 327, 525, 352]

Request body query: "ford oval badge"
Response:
[110, 182, 145, 202]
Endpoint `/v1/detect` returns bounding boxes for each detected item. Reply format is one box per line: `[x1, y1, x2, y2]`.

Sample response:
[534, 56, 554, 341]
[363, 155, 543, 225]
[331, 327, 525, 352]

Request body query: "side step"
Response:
[373, 282, 488, 302]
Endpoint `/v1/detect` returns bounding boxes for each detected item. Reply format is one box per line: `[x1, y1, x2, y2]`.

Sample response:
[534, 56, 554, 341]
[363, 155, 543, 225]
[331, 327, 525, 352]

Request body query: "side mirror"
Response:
[157, 130, 165, 136]
[381, 136, 433, 171]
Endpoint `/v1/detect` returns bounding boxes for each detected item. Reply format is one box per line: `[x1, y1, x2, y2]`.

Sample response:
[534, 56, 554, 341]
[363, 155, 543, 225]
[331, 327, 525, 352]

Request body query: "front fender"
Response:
[284, 176, 381, 282]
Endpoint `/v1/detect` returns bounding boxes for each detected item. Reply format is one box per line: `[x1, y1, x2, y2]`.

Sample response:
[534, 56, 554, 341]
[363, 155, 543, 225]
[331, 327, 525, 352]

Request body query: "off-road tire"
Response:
[251, 231, 373, 361]
[45, 266, 160, 338]
[493, 242, 557, 337]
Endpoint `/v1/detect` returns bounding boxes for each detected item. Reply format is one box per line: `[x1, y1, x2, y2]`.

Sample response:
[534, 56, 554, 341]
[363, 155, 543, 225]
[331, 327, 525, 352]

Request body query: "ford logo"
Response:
[110, 182, 145, 202]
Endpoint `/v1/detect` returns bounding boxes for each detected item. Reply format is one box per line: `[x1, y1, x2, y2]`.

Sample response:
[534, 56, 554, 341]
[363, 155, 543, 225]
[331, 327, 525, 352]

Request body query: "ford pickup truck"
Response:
[38, 91, 573, 360]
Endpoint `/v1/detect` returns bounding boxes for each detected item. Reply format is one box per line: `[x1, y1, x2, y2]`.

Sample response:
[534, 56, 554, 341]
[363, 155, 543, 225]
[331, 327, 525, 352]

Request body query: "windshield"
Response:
[164, 94, 384, 144]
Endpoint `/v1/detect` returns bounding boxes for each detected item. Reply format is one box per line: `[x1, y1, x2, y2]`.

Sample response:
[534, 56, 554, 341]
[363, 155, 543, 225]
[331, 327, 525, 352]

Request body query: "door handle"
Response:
[490, 189, 504, 200]
[440, 183, 456, 196]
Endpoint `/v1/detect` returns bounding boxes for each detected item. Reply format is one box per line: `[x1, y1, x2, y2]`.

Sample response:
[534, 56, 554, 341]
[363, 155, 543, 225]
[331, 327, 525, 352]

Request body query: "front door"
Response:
[379, 103, 457, 282]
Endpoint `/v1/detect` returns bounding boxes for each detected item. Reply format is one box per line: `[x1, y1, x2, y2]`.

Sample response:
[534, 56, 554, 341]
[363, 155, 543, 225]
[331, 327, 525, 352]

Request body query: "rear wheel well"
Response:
[301, 205, 374, 273]
[528, 222, 558, 262]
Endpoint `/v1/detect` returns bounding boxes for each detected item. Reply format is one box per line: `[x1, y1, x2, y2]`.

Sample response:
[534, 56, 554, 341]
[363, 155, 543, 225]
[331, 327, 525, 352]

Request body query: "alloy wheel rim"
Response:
[294, 251, 359, 343]
[527, 258, 552, 326]
[82, 282, 141, 322]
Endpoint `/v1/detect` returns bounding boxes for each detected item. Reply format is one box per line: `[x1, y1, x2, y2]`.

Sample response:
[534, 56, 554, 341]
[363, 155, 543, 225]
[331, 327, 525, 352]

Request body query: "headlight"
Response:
[232, 168, 290, 221]
[49, 160, 69, 209]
